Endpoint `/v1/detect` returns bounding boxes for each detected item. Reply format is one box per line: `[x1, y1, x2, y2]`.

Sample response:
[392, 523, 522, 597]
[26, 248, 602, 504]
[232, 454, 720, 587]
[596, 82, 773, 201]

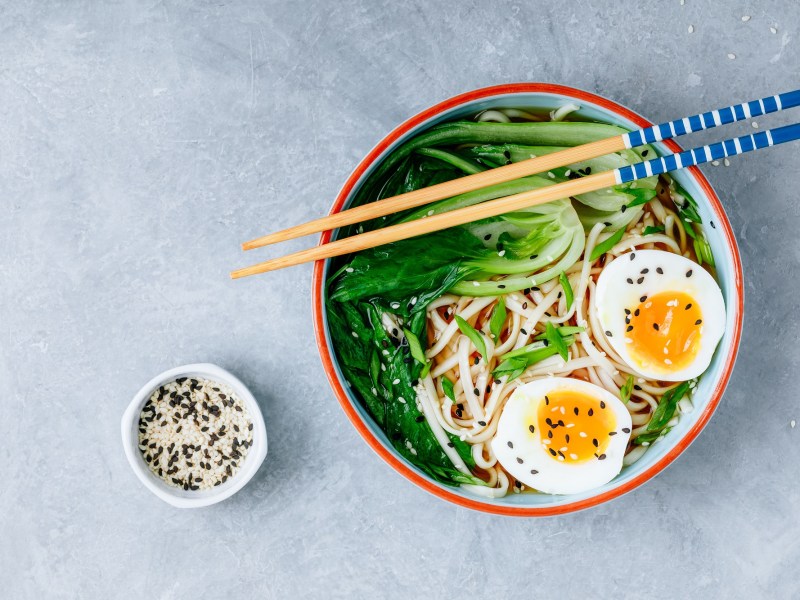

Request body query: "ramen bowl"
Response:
[312, 83, 743, 516]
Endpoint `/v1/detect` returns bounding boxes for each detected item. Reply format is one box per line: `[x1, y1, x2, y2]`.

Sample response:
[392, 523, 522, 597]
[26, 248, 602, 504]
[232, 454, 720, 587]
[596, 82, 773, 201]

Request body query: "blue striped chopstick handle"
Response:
[622, 90, 800, 149]
[615, 123, 800, 184]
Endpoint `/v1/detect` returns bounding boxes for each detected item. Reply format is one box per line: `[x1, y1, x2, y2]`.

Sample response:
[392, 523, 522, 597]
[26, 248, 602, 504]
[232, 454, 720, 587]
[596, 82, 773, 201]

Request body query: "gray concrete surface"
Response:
[1, 1, 798, 598]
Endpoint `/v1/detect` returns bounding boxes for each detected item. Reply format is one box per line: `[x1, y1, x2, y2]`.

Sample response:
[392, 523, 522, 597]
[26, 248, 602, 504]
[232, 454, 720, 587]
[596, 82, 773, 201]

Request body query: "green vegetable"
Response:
[455, 316, 487, 361]
[589, 227, 626, 261]
[489, 297, 507, 341]
[646, 381, 691, 433]
[620, 375, 634, 404]
[442, 377, 456, 402]
[415, 147, 487, 175]
[545, 321, 569, 362]
[558, 271, 574, 310]
[492, 356, 530, 381]
[643, 225, 665, 235]
[533, 325, 585, 340]
[623, 187, 658, 208]
[633, 428, 672, 446]
[403, 328, 431, 376]
[494, 328, 578, 381]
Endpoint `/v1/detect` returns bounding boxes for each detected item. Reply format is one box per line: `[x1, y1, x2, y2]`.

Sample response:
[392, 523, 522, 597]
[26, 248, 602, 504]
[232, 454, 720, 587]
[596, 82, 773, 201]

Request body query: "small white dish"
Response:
[121, 363, 268, 508]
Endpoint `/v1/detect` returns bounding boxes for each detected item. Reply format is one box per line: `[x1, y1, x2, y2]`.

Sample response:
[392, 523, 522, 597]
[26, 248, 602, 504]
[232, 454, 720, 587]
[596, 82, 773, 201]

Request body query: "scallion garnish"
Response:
[642, 225, 665, 235]
[646, 381, 691, 432]
[442, 377, 456, 402]
[590, 227, 625, 261]
[454, 315, 488, 361]
[545, 321, 569, 362]
[620, 375, 634, 404]
[489, 296, 507, 341]
[558, 271, 574, 310]
[403, 328, 431, 377]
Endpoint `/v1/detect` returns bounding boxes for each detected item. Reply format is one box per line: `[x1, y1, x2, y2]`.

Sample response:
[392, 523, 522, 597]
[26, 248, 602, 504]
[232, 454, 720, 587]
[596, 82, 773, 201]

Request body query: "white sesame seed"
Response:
[688, 25, 694, 33]
[390, 302, 400, 310]
[792, 420, 796, 429]
[564, 169, 571, 176]
[741, 15, 751, 22]
[473, 281, 480, 287]
[547, 171, 555, 178]
[410, 296, 417, 305]
[579, 432, 587, 438]
[566, 423, 575, 428]
[427, 210, 434, 216]
[770, 26, 778, 34]
[664, 358, 673, 365]
[397, 397, 406, 404]
[752, 121, 759, 129]
[570, 454, 578, 460]
[392, 378, 400, 385]
[543, 439, 551, 445]
[351, 331, 358, 338]
[727, 53, 736, 60]
[724, 158, 731, 167]
[498, 250, 506, 257]
[679, 0, 684, 4]
[345, 267, 354, 273]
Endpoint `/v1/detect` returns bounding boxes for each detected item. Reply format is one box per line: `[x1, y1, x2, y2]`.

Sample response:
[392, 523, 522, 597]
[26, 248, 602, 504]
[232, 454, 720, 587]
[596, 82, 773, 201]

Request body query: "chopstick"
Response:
[241, 90, 800, 251]
[230, 121, 800, 279]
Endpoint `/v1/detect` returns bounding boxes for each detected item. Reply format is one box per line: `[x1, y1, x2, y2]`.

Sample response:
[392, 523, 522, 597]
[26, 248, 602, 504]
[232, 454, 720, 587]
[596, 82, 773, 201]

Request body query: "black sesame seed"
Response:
[530, 255, 538, 260]
[543, 339, 549, 346]
[630, 252, 635, 260]
[558, 420, 565, 427]
[415, 415, 425, 423]
[640, 295, 647, 302]
[637, 277, 644, 284]
[588, 408, 594, 416]
[627, 278, 633, 284]
[478, 420, 487, 426]
[529, 425, 535, 433]
[685, 303, 693, 310]
[686, 269, 693, 278]
[710, 221, 716, 229]
[634, 308, 640, 316]
[498, 284, 506, 289]
[557, 451, 565, 458]
[447, 442, 454, 448]
[474, 356, 480, 365]
[546, 417, 553, 426]
[642, 149, 649, 157]
[522, 302, 528, 309]
[624, 308, 631, 315]
[592, 438, 599, 447]
[565, 434, 570, 443]
[545, 395, 550, 405]
[634, 385, 642, 391]
[484, 233, 492, 241]
[598, 454, 607, 460]
[530, 469, 539, 475]
[549, 448, 557, 457]
[600, 401, 606, 409]
[609, 431, 617, 436]
[548, 430, 553, 439]
[653, 323, 660, 331]
[622, 427, 631, 433]
[621, 205, 628, 213]
[641, 268, 649, 274]
[695, 319, 702, 325]
[604, 221, 612, 227]
[657, 267, 664, 274]
[574, 407, 579, 416]
[507, 441, 514, 449]
[473, 388, 479, 396]
[626, 325, 633, 332]
[520, 328, 528, 335]
[605, 330, 613, 337]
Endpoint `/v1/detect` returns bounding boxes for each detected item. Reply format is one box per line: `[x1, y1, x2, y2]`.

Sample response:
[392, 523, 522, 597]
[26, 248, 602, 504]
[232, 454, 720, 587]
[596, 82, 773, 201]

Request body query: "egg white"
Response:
[595, 249, 725, 381]
[491, 378, 632, 495]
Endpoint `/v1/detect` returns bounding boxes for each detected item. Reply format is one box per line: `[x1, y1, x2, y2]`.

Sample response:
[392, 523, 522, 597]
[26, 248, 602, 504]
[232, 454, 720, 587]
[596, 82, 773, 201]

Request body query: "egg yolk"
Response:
[534, 390, 618, 463]
[626, 291, 703, 372]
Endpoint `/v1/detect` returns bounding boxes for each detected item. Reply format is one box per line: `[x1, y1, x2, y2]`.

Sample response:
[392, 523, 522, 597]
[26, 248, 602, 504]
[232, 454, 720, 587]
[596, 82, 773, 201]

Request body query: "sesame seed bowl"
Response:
[313, 83, 743, 516]
[121, 363, 268, 508]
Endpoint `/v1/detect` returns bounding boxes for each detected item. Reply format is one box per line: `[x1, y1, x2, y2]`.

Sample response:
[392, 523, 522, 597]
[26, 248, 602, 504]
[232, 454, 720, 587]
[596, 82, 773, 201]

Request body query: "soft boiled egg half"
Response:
[491, 378, 632, 495]
[595, 249, 725, 381]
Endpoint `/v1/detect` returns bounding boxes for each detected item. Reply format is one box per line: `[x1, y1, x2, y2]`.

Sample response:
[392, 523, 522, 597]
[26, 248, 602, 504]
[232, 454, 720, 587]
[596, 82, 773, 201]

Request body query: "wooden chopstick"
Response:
[241, 137, 624, 250]
[240, 89, 800, 252]
[230, 118, 800, 279]
[231, 172, 616, 278]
